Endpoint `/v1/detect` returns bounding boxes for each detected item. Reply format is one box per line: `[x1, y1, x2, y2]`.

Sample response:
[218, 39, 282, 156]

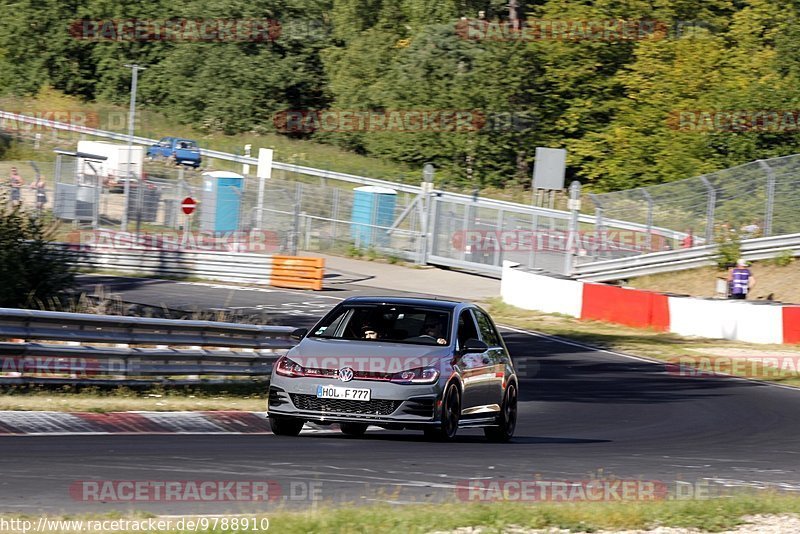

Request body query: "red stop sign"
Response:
[181, 197, 197, 215]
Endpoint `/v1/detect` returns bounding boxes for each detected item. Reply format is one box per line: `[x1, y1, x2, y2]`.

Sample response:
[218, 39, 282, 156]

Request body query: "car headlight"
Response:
[390, 367, 439, 384]
[275, 356, 305, 377]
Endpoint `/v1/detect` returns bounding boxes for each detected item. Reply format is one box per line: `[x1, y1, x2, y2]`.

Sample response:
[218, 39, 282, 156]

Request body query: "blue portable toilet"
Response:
[200, 171, 244, 233]
[351, 186, 397, 247]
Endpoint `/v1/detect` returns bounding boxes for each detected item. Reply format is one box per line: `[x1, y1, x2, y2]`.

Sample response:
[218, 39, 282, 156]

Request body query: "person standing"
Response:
[681, 228, 694, 248]
[728, 258, 755, 299]
[8, 167, 24, 207]
[30, 175, 47, 213]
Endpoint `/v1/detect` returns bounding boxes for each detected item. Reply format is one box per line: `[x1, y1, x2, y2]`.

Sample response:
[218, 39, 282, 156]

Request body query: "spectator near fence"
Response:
[30, 175, 47, 212]
[8, 167, 24, 207]
[681, 228, 694, 248]
[728, 258, 755, 300]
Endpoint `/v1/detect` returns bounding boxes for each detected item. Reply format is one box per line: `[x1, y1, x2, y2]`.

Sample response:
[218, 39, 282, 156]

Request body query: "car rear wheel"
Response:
[424, 383, 460, 441]
[484, 383, 517, 443]
[339, 423, 368, 436]
[269, 415, 304, 436]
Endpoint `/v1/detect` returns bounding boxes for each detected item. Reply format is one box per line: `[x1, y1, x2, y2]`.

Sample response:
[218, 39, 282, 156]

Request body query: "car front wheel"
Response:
[484, 383, 517, 443]
[424, 382, 460, 441]
[269, 415, 304, 436]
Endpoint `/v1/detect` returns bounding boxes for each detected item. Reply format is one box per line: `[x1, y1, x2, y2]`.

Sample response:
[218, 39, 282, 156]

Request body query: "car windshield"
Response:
[309, 304, 451, 345]
[178, 140, 197, 149]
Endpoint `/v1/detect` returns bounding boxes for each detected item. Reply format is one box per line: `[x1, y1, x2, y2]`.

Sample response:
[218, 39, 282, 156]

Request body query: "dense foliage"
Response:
[0, 204, 75, 307]
[1, 0, 800, 191]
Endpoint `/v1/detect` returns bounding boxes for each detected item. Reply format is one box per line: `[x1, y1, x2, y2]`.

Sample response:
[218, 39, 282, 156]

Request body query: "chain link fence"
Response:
[589, 154, 800, 260]
[5, 147, 800, 276]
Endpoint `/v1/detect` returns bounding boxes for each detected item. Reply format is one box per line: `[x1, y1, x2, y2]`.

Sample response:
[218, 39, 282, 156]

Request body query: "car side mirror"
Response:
[290, 328, 308, 341]
[462, 338, 488, 353]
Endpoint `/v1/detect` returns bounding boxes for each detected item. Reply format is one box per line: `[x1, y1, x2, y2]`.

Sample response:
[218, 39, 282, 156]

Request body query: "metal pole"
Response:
[643, 190, 654, 252]
[122, 64, 145, 231]
[700, 176, 716, 245]
[331, 188, 339, 246]
[589, 194, 604, 261]
[54, 154, 62, 217]
[758, 160, 775, 236]
[528, 212, 538, 268]
[493, 209, 503, 266]
[563, 181, 581, 274]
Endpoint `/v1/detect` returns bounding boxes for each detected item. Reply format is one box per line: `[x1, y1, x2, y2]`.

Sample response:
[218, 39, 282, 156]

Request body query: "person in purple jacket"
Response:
[728, 258, 756, 299]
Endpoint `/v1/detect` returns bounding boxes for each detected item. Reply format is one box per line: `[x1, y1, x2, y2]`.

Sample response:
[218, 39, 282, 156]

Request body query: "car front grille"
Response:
[289, 394, 400, 416]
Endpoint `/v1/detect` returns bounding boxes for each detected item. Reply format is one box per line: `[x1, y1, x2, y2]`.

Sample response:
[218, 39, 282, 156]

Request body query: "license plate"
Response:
[316, 385, 371, 401]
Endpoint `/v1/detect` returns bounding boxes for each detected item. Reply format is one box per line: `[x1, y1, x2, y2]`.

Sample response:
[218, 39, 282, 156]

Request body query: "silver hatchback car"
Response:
[268, 296, 518, 441]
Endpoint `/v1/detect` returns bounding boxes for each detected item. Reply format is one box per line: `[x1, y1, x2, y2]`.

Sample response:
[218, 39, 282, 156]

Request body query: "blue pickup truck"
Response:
[146, 137, 202, 168]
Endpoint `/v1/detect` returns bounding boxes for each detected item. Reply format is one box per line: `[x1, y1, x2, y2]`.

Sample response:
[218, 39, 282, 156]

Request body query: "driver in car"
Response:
[421, 321, 447, 345]
[361, 324, 379, 340]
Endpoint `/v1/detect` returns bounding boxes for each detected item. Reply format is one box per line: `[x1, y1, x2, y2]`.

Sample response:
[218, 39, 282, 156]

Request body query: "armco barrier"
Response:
[502, 261, 791, 344]
[500, 265, 583, 317]
[270, 256, 325, 291]
[581, 284, 670, 330]
[783, 307, 800, 344]
[61, 244, 274, 285]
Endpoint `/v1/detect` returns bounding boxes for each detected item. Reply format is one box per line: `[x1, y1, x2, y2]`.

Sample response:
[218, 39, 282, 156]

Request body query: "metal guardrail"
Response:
[61, 244, 274, 284]
[573, 233, 800, 282]
[0, 308, 296, 383]
[0, 110, 682, 239]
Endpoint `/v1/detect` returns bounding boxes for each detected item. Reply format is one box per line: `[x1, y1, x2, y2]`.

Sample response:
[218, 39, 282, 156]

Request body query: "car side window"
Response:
[457, 310, 479, 349]
[474, 310, 501, 347]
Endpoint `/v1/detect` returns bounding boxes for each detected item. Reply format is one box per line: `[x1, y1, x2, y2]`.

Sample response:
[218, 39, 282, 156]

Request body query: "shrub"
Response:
[0, 200, 75, 307]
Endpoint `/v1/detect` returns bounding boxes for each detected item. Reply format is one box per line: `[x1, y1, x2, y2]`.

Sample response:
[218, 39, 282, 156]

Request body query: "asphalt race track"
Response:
[1, 276, 800, 514]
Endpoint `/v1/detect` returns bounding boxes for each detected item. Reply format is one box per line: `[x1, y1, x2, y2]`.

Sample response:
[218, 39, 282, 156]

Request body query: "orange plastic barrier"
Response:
[270, 256, 325, 291]
[581, 283, 670, 330]
[782, 307, 800, 344]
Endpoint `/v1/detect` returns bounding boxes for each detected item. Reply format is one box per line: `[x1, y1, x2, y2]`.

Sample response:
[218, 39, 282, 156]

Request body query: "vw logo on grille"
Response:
[338, 367, 354, 382]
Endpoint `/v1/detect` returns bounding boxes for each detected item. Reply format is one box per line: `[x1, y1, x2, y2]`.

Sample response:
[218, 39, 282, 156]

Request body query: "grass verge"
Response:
[4, 494, 800, 533]
[483, 298, 800, 387]
[0, 384, 266, 413]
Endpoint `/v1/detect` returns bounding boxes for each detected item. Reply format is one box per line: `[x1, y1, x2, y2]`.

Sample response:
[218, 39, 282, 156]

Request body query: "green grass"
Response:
[4, 494, 800, 532]
[0, 87, 418, 183]
[0, 384, 266, 413]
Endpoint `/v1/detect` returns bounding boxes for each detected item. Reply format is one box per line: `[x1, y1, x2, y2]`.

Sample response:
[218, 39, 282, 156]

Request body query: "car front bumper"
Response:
[267, 376, 445, 426]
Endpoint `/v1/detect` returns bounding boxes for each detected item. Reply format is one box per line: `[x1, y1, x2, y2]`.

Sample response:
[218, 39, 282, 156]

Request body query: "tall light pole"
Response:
[122, 63, 145, 231]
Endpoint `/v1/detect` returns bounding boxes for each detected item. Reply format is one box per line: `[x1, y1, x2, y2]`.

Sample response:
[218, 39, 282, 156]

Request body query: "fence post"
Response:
[563, 181, 581, 275]
[528, 211, 539, 269]
[290, 182, 302, 255]
[331, 188, 339, 246]
[589, 194, 604, 261]
[493, 209, 504, 266]
[642, 189, 654, 253]
[758, 160, 775, 237]
[700, 176, 716, 245]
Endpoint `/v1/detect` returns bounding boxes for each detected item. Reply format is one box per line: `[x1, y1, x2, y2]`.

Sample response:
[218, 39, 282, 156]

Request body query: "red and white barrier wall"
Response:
[501, 261, 800, 345]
